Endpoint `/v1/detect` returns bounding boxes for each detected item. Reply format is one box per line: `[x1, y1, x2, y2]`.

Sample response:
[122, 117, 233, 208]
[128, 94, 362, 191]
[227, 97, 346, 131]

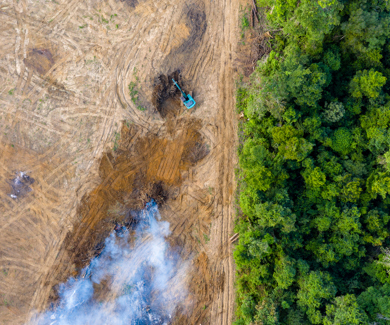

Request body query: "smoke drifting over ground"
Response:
[33, 201, 188, 325]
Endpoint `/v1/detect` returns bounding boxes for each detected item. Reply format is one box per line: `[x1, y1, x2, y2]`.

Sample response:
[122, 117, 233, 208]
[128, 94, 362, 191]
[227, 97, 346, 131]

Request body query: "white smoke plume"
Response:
[33, 200, 188, 325]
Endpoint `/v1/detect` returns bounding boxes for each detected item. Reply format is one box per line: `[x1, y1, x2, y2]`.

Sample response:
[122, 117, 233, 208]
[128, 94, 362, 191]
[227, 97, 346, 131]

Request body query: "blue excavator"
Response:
[172, 79, 196, 109]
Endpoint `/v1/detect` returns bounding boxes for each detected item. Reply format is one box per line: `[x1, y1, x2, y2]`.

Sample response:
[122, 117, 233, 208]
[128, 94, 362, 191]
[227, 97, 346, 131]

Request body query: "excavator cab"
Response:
[172, 79, 196, 109]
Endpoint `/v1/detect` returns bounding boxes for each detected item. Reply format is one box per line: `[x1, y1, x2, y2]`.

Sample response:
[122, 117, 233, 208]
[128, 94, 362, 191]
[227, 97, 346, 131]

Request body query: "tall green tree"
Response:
[234, 0, 390, 324]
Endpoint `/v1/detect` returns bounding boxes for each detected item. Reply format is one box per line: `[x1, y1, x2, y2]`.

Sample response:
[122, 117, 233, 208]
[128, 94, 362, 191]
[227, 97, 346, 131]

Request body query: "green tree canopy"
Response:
[234, 0, 390, 324]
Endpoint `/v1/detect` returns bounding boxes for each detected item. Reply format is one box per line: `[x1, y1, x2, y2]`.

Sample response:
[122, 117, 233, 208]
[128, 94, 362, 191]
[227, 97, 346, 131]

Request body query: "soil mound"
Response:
[24, 49, 54, 75]
[152, 71, 184, 118]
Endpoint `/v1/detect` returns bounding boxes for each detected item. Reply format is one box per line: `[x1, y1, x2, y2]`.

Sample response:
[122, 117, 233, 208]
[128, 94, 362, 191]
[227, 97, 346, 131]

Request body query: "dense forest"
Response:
[234, 0, 390, 324]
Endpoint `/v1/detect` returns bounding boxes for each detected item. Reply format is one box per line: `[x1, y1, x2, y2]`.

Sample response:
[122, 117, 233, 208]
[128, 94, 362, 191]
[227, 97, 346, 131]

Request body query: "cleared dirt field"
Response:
[0, 0, 240, 323]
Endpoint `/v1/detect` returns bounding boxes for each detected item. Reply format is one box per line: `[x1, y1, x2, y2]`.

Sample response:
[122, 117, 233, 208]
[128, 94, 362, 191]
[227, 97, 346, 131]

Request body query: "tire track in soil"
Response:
[207, 0, 240, 323]
[0, 0, 241, 323]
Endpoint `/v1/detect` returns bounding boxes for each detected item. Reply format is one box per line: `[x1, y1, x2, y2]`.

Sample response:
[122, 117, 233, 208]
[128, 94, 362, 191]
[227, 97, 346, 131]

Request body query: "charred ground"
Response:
[46, 86, 215, 321]
[0, 0, 240, 323]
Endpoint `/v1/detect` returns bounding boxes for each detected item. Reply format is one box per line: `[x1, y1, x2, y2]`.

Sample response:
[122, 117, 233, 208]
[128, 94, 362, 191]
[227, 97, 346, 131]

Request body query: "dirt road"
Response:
[0, 0, 240, 323]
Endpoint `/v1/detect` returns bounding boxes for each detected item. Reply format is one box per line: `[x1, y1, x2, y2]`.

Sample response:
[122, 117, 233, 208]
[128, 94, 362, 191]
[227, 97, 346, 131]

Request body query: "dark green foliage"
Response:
[234, 0, 390, 324]
[357, 285, 390, 323]
[323, 294, 369, 325]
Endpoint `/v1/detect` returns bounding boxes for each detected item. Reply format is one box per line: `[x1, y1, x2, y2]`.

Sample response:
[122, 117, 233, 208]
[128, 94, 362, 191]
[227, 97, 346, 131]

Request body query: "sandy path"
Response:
[0, 0, 240, 323]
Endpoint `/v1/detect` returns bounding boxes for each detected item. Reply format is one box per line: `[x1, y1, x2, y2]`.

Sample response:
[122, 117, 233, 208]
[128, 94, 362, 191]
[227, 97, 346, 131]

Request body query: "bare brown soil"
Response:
[60, 115, 205, 274]
[0, 0, 241, 323]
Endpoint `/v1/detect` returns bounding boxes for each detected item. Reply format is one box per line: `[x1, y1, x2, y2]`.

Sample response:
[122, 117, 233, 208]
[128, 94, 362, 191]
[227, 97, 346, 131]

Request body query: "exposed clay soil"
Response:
[0, 0, 241, 324]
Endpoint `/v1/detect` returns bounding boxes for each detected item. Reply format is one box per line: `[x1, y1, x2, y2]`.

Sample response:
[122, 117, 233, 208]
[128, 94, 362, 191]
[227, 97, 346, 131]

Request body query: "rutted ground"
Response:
[0, 0, 240, 323]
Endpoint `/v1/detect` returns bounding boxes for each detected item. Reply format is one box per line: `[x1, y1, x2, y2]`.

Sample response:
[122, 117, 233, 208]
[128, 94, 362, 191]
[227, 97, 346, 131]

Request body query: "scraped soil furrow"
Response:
[0, 0, 241, 324]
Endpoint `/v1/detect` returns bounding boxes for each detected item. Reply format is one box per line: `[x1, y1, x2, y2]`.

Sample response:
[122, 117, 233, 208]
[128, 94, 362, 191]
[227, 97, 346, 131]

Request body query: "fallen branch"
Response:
[251, 0, 258, 14]
[250, 7, 254, 28]
[247, 0, 258, 27]
[229, 233, 240, 243]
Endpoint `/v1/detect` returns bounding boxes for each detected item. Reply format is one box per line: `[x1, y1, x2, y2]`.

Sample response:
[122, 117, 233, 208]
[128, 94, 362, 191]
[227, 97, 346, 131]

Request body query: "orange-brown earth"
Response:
[0, 0, 242, 323]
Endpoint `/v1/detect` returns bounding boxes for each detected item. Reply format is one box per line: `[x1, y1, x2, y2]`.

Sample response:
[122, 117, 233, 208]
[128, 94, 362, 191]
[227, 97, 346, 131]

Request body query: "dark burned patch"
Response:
[162, 1, 207, 72]
[180, 124, 210, 165]
[182, 141, 210, 165]
[179, 3, 207, 54]
[152, 71, 183, 118]
[115, 182, 168, 232]
[92, 241, 106, 258]
[24, 49, 54, 75]
[149, 181, 169, 206]
[72, 181, 169, 280]
[119, 0, 139, 8]
[7, 172, 35, 199]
